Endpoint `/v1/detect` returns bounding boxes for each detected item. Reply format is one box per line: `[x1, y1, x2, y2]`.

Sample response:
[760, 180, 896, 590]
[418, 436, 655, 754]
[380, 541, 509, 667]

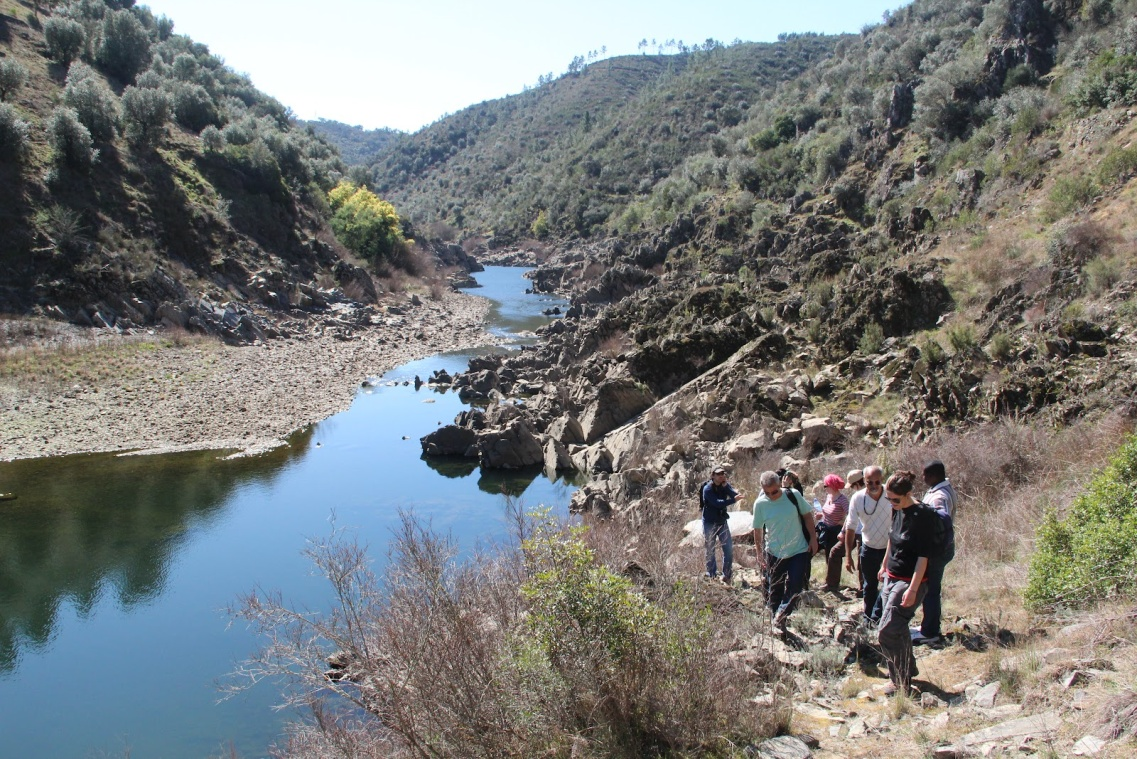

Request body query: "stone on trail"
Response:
[952, 710, 1061, 750]
[1071, 735, 1107, 756]
[970, 681, 1000, 709]
[753, 735, 812, 759]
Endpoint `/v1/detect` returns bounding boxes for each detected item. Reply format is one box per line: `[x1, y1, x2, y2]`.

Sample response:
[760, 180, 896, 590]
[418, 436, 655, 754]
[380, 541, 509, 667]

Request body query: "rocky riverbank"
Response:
[0, 289, 496, 461]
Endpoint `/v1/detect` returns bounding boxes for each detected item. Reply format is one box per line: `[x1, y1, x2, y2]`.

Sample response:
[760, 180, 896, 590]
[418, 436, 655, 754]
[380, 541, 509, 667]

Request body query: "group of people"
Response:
[700, 460, 957, 695]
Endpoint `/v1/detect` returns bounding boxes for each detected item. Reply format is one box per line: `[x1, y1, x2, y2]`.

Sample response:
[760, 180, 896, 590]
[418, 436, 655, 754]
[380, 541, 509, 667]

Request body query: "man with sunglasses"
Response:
[843, 465, 891, 624]
[702, 466, 744, 585]
[753, 470, 817, 631]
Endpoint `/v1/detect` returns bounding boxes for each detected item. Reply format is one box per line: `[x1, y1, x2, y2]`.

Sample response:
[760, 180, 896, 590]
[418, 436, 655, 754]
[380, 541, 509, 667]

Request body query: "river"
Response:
[0, 267, 575, 758]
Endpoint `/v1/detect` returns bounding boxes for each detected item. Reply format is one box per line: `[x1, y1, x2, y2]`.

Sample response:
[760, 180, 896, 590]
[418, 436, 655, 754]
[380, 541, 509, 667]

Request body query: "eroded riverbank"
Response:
[0, 289, 496, 461]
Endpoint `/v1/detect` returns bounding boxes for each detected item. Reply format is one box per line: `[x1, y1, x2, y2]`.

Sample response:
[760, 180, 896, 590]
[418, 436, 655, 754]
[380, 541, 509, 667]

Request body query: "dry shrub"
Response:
[232, 509, 782, 758]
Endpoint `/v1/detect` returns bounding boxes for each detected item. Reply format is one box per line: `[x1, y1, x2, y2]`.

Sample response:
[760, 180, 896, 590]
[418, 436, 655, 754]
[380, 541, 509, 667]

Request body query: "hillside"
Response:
[364, 36, 840, 241]
[299, 118, 402, 167]
[0, 0, 431, 343]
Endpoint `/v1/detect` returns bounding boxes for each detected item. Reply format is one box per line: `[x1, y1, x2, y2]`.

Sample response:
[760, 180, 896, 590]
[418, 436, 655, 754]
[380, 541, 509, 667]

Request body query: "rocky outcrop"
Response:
[476, 419, 545, 469]
[421, 426, 478, 457]
[579, 379, 655, 443]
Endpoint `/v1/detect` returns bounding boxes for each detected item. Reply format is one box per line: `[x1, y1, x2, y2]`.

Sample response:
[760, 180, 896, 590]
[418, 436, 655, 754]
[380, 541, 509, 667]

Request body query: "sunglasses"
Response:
[762, 487, 782, 498]
[866, 479, 882, 486]
[886, 496, 903, 504]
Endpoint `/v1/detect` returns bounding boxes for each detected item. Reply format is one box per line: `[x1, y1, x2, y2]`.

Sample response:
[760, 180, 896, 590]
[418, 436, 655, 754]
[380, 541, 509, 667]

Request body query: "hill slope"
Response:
[0, 0, 401, 342]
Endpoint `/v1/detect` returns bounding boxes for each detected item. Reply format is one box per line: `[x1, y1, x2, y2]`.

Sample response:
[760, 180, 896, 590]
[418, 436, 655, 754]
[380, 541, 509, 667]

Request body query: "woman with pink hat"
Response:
[816, 472, 850, 591]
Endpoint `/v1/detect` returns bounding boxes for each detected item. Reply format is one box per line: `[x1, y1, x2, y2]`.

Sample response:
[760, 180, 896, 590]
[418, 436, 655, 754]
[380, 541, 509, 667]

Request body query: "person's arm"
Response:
[878, 538, 890, 580]
[753, 527, 765, 568]
[902, 556, 928, 607]
[844, 528, 857, 571]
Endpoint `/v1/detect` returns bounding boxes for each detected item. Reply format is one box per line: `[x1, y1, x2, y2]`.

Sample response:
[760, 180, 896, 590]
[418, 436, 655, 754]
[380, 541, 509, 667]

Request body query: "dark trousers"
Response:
[765, 551, 810, 621]
[878, 578, 928, 688]
[919, 544, 954, 637]
[817, 522, 844, 589]
[859, 546, 887, 622]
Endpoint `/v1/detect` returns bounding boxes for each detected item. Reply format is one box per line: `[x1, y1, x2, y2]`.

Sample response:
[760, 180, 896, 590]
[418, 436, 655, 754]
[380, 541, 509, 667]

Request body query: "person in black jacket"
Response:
[702, 466, 744, 585]
[876, 470, 940, 695]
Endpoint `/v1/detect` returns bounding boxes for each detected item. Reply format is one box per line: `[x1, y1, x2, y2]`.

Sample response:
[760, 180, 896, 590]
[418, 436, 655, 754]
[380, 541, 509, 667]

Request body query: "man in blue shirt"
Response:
[753, 470, 817, 630]
[702, 466, 744, 584]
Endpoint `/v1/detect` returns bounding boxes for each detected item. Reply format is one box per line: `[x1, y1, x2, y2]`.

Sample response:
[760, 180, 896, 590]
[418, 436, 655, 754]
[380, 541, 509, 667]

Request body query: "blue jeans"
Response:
[703, 520, 733, 580]
[919, 543, 955, 637]
[859, 545, 887, 622]
[765, 551, 810, 620]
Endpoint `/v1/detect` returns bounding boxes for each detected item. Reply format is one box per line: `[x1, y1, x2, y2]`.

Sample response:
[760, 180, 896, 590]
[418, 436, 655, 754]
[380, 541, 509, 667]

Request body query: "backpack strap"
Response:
[784, 489, 813, 551]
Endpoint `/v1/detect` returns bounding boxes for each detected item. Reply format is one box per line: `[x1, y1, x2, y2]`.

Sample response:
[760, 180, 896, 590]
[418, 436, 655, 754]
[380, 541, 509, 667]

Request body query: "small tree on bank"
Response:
[327, 181, 408, 270]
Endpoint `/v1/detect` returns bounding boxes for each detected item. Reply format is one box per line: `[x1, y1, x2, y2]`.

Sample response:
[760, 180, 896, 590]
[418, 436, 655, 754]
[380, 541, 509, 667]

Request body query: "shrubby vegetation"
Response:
[0, 59, 28, 102]
[44, 16, 87, 65]
[64, 62, 120, 143]
[48, 106, 98, 171]
[231, 510, 775, 758]
[0, 103, 31, 161]
[1026, 434, 1137, 611]
[327, 181, 409, 270]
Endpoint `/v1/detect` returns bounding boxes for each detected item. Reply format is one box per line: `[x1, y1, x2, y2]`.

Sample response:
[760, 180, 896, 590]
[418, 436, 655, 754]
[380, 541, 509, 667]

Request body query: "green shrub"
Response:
[946, 323, 976, 354]
[1043, 174, 1099, 222]
[169, 82, 218, 132]
[987, 332, 1014, 361]
[199, 124, 223, 152]
[1097, 145, 1137, 186]
[64, 62, 120, 143]
[48, 106, 98, 170]
[44, 16, 87, 64]
[0, 103, 30, 161]
[858, 322, 885, 354]
[0, 59, 28, 102]
[328, 181, 407, 268]
[96, 9, 152, 83]
[920, 336, 947, 366]
[530, 208, 549, 239]
[1025, 435, 1137, 611]
[1084, 255, 1124, 295]
[1070, 50, 1137, 112]
[121, 85, 170, 146]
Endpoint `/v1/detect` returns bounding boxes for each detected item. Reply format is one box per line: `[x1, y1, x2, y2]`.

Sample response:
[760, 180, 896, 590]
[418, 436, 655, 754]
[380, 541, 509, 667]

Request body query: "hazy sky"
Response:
[139, 1, 907, 133]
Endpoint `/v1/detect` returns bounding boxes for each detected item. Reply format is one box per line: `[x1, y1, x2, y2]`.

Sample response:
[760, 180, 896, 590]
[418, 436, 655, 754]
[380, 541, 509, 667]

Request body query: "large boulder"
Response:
[680, 511, 755, 548]
[570, 443, 614, 474]
[579, 379, 654, 443]
[724, 430, 772, 460]
[543, 437, 574, 472]
[801, 417, 842, 453]
[476, 420, 545, 469]
[547, 414, 586, 445]
[421, 425, 478, 457]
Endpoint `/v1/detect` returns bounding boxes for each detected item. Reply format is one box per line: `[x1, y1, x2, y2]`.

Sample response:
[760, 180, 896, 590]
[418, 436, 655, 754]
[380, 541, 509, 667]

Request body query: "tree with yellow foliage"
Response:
[327, 181, 408, 269]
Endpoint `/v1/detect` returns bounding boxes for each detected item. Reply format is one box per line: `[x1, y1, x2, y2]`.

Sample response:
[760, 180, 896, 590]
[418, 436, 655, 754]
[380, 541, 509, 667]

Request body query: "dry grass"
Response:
[0, 322, 216, 392]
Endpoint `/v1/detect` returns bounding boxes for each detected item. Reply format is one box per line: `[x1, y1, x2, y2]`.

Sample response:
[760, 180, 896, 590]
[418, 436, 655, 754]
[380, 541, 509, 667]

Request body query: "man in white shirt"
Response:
[913, 459, 958, 645]
[843, 465, 891, 623]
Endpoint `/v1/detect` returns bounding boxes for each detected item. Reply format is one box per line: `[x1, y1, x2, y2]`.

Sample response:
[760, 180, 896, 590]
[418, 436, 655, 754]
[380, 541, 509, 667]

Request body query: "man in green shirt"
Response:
[753, 470, 817, 630]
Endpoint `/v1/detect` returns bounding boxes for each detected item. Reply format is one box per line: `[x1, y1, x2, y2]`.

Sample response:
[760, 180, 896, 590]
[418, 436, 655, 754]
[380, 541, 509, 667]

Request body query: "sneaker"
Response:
[910, 629, 942, 646]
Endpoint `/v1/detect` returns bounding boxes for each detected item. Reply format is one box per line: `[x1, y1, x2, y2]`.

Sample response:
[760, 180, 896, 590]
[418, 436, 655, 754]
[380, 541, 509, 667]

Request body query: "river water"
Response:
[0, 267, 575, 758]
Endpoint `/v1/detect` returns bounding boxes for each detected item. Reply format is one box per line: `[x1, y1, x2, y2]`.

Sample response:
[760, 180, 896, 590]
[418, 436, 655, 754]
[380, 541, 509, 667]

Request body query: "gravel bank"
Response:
[0, 290, 496, 461]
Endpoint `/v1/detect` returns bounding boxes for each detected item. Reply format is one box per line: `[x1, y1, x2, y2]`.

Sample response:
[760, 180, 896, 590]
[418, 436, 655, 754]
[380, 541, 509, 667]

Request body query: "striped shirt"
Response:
[822, 492, 849, 527]
[844, 488, 892, 550]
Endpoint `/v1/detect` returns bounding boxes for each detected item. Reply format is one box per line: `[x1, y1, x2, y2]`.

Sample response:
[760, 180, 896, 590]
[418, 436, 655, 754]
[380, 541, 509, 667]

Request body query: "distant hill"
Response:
[365, 37, 840, 241]
[299, 118, 403, 166]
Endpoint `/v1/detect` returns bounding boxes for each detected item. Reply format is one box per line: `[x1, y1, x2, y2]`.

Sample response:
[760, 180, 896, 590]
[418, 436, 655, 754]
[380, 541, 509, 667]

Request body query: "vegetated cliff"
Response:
[417, 0, 1137, 516]
[0, 0, 462, 344]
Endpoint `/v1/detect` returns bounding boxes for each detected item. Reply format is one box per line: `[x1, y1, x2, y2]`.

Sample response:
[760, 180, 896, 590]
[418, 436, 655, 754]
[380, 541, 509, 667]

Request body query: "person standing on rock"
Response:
[877, 470, 941, 695]
[816, 473, 850, 592]
[844, 465, 891, 623]
[753, 470, 817, 631]
[912, 459, 958, 646]
[702, 466, 743, 585]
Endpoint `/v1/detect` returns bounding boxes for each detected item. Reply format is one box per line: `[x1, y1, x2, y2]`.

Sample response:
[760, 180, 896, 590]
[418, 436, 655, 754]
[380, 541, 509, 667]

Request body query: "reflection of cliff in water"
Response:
[0, 429, 312, 673]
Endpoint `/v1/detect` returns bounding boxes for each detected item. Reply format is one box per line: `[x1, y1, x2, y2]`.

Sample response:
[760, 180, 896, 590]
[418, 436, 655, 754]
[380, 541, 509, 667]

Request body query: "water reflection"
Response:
[0, 428, 312, 672]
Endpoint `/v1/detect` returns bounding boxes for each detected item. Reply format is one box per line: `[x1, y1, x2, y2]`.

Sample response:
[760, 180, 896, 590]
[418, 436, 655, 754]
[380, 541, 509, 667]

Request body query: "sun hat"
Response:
[846, 469, 865, 486]
[823, 473, 846, 489]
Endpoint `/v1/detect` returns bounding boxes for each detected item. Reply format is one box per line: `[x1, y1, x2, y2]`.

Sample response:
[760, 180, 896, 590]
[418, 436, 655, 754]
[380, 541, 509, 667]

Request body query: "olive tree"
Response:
[0, 103, 31, 162]
[48, 106, 99, 170]
[44, 16, 87, 65]
[96, 9, 152, 82]
[0, 59, 28, 102]
[64, 62, 120, 143]
[121, 85, 170, 146]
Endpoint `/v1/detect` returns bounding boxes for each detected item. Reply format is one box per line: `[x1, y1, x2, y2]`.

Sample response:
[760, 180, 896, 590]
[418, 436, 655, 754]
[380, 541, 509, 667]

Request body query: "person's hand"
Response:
[809, 537, 818, 555]
[901, 584, 919, 608]
[877, 565, 886, 581]
[845, 557, 855, 573]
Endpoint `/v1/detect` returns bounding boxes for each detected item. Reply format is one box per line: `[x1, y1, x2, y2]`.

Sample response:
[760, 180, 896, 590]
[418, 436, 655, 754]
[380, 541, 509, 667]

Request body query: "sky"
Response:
[139, 0, 908, 134]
